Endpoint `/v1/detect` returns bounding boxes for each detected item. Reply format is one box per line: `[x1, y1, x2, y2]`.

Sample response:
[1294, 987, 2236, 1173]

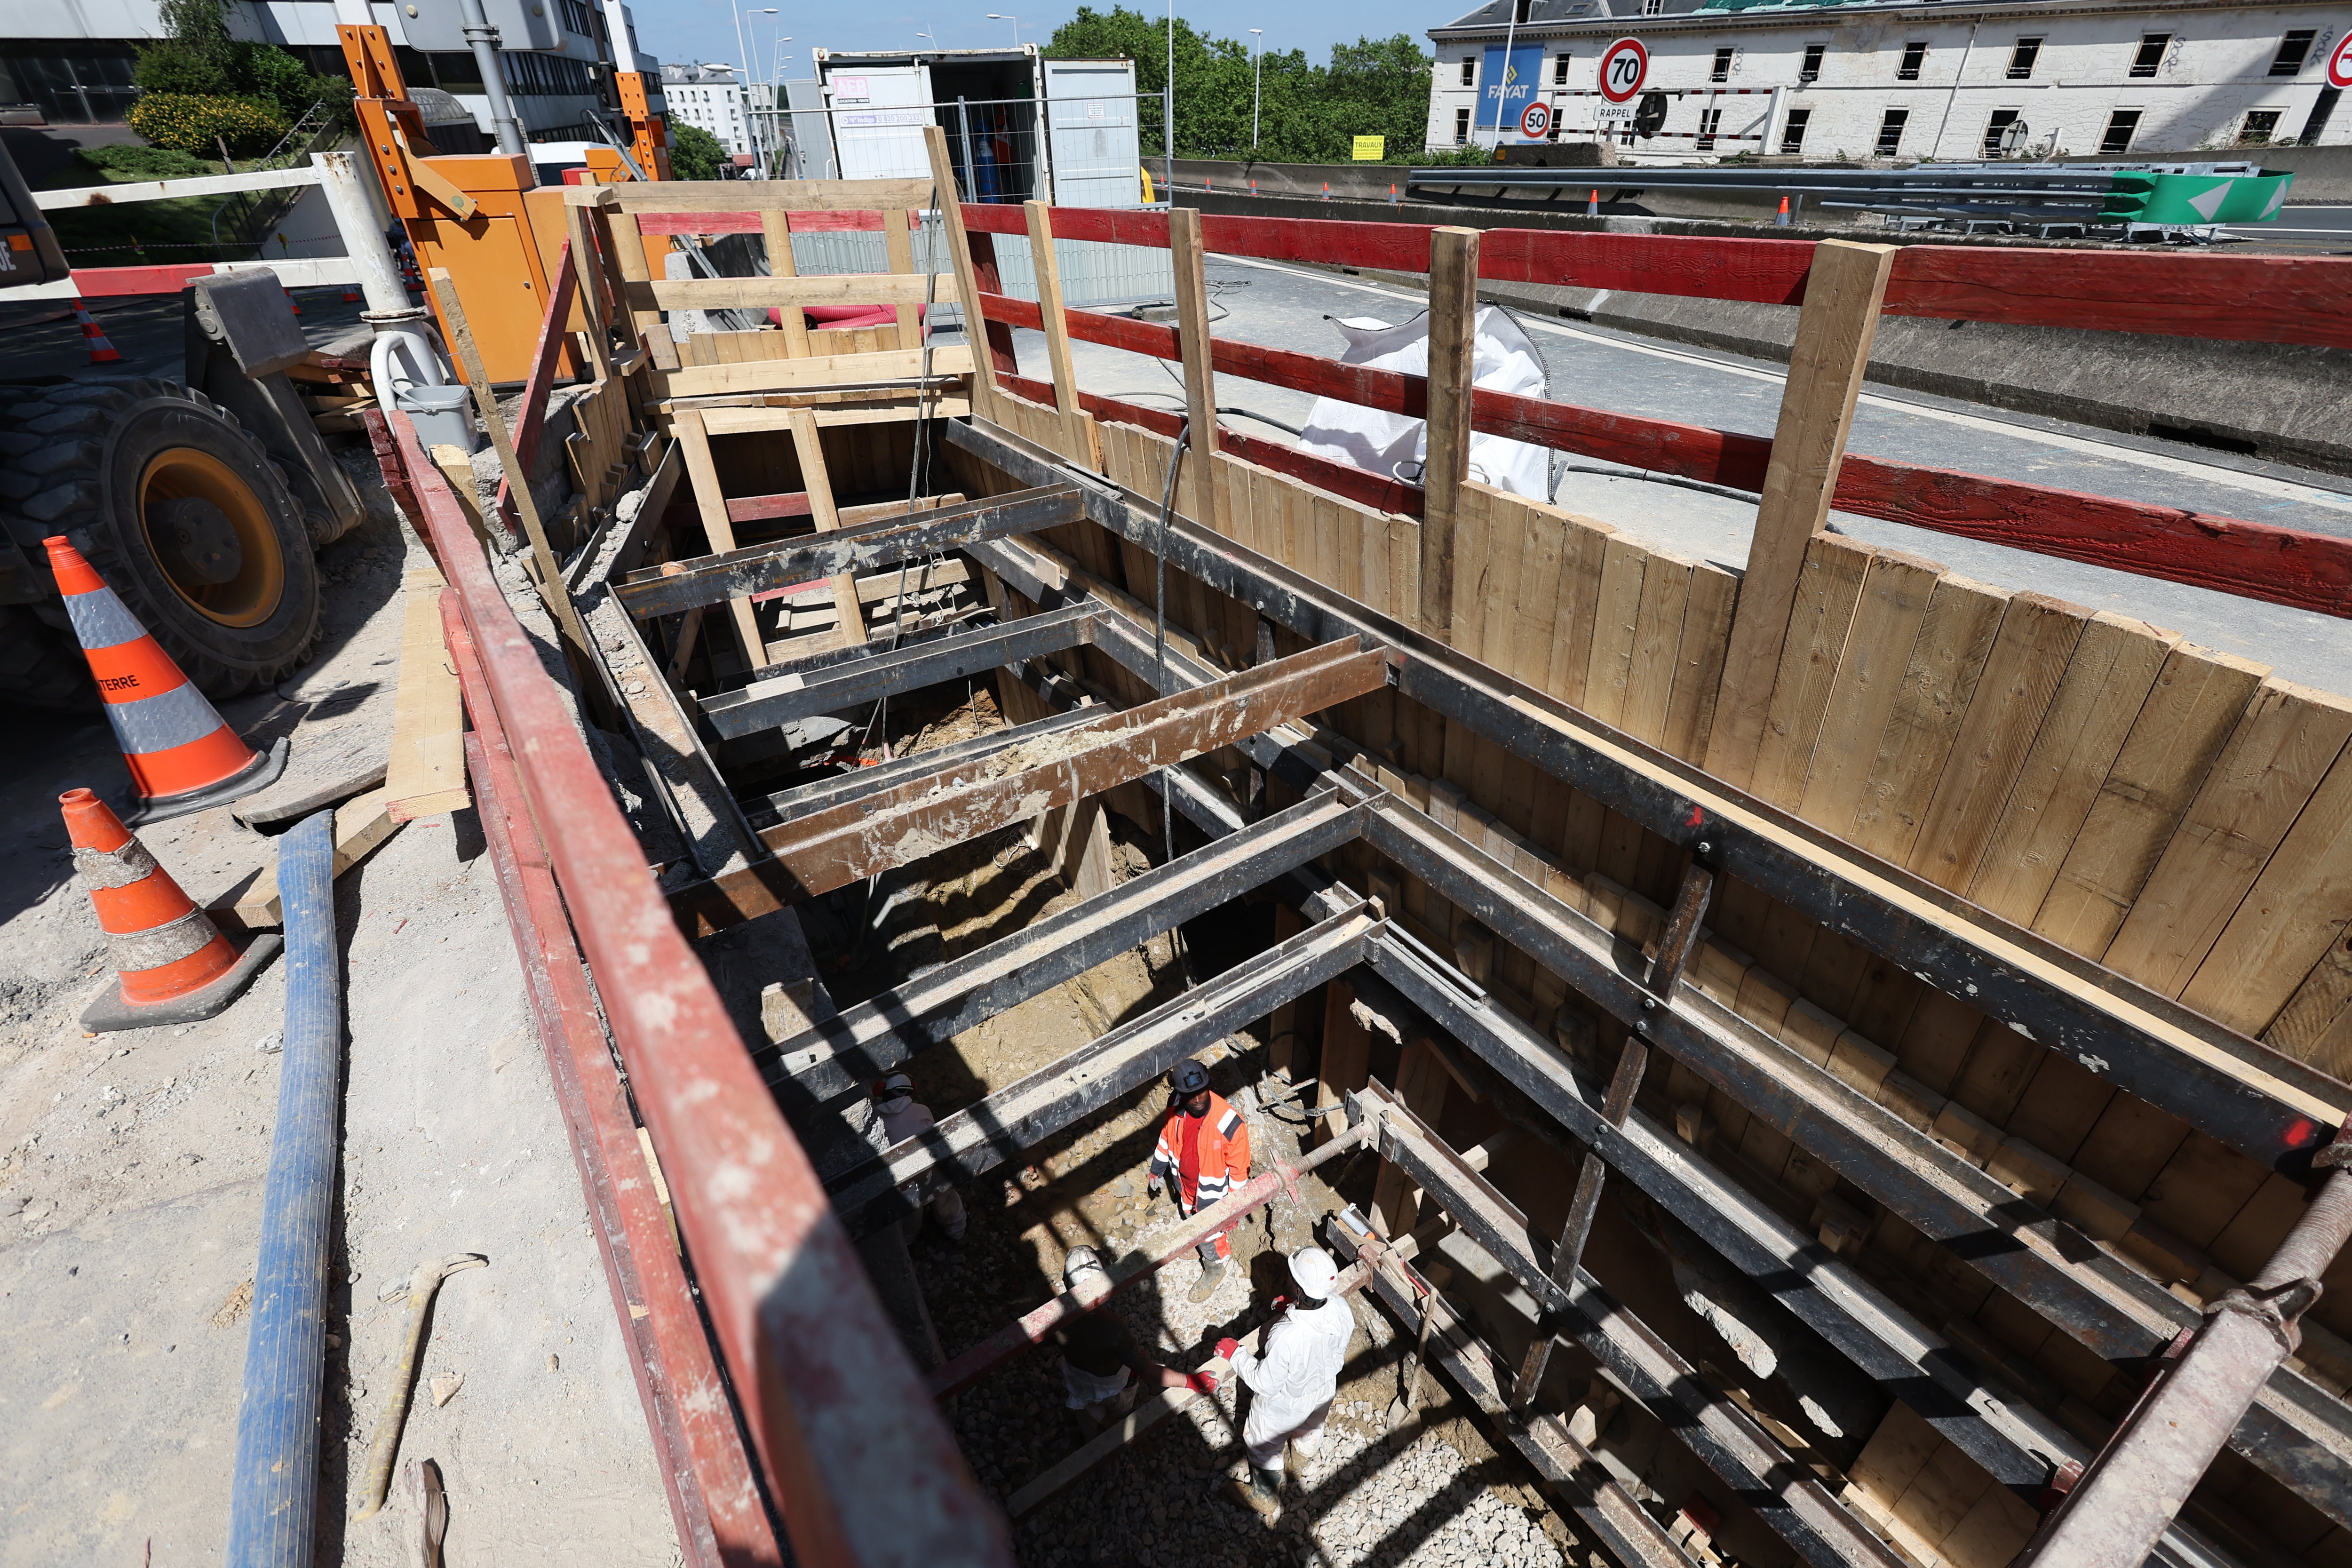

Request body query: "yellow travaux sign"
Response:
[1351, 136, 1385, 161]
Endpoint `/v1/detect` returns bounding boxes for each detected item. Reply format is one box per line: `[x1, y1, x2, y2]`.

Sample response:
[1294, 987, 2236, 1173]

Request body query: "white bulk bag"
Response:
[1297, 306, 1549, 502]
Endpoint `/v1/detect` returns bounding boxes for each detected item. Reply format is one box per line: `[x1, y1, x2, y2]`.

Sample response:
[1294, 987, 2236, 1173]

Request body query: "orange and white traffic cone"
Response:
[72, 298, 122, 365]
[283, 287, 302, 317]
[44, 536, 288, 822]
[61, 787, 281, 1032]
[341, 282, 361, 303]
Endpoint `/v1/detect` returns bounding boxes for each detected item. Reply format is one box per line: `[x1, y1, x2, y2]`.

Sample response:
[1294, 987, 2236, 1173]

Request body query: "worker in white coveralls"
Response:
[1217, 1246, 1355, 1518]
[870, 1072, 966, 1243]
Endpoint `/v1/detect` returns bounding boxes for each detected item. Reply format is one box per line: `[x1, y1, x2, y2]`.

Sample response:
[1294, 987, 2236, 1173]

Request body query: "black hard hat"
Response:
[1170, 1058, 1209, 1095]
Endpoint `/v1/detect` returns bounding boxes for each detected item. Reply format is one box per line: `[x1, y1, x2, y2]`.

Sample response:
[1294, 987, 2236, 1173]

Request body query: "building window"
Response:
[1696, 106, 1722, 149]
[2240, 108, 2283, 142]
[1897, 41, 1926, 80]
[1711, 48, 1733, 82]
[1554, 53, 1572, 85]
[2007, 38, 2042, 79]
[2131, 34, 2170, 78]
[2272, 31, 2317, 76]
[1461, 56, 1476, 86]
[1800, 44, 1825, 83]
[1875, 107, 1908, 156]
[1981, 108, 2021, 156]
[1454, 106, 1471, 143]
[2099, 108, 2142, 153]
[1780, 106, 1811, 153]
[1642, 0, 1665, 14]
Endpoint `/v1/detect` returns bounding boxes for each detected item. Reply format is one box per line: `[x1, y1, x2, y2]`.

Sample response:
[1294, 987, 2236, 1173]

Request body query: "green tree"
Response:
[669, 122, 728, 182]
[134, 0, 354, 140]
[1044, 9, 1436, 161]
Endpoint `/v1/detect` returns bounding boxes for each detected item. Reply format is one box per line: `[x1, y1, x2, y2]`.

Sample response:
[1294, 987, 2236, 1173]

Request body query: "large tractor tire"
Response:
[0, 380, 321, 702]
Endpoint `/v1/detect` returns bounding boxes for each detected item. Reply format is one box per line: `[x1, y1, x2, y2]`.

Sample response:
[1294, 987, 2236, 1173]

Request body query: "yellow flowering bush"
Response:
[127, 93, 288, 156]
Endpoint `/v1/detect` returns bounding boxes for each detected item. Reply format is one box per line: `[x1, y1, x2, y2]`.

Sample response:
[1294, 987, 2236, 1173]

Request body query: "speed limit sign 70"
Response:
[1599, 38, 1650, 103]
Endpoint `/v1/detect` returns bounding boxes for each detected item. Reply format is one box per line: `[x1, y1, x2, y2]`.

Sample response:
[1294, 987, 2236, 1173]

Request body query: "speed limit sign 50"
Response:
[1599, 37, 1650, 103]
[1520, 101, 1553, 138]
[2330, 30, 2352, 89]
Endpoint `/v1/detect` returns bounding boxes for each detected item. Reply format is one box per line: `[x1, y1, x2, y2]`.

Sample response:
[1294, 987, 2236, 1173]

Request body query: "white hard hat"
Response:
[875, 1072, 913, 1098]
[1289, 1246, 1339, 1300]
[1063, 1246, 1105, 1286]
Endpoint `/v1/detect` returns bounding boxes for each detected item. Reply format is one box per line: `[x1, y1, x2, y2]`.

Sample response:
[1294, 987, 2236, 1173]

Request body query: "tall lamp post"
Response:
[1249, 29, 1263, 151]
[986, 13, 1019, 45]
[1164, 0, 1176, 182]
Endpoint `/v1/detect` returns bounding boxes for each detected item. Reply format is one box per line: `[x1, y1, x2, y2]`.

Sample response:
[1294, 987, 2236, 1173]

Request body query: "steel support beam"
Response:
[942, 415, 2344, 1178]
[824, 903, 1376, 1235]
[764, 790, 1364, 1107]
[746, 704, 1101, 829]
[701, 603, 1102, 738]
[613, 483, 1085, 619]
[1353, 1085, 1904, 1568]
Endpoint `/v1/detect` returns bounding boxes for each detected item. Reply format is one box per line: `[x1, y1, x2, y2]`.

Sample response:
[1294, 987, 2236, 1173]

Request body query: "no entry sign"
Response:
[1599, 38, 1649, 104]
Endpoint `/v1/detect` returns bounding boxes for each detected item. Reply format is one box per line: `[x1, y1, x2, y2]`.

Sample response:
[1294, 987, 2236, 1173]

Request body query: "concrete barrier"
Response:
[1177, 186, 2352, 479]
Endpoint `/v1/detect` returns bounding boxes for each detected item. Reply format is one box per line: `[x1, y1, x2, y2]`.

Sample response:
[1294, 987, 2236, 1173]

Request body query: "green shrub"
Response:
[76, 143, 218, 179]
[127, 93, 289, 156]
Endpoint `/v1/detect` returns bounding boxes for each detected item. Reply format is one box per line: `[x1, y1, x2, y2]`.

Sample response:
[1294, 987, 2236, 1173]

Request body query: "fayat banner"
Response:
[1476, 42, 1547, 135]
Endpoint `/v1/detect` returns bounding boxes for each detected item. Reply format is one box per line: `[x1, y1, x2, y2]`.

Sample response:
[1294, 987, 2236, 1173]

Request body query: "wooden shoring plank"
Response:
[386, 568, 470, 822]
[1448, 480, 1499, 661]
[1795, 548, 1944, 834]
[1580, 535, 1649, 731]
[1543, 515, 1615, 708]
[1168, 207, 1222, 534]
[582, 176, 936, 213]
[2265, 939, 2352, 1079]
[1907, 592, 2091, 892]
[1966, 613, 2182, 926]
[1420, 227, 1480, 640]
[1660, 562, 1738, 766]
[882, 207, 922, 350]
[672, 410, 765, 667]
[1845, 573, 2008, 865]
[1023, 200, 1099, 469]
[1505, 503, 1568, 691]
[2103, 679, 2352, 997]
[603, 208, 678, 372]
[787, 408, 871, 652]
[2031, 645, 2275, 958]
[1707, 240, 1899, 790]
[628, 271, 954, 312]
[758, 210, 815, 358]
[1620, 549, 1695, 750]
[659, 343, 975, 399]
[1470, 485, 1526, 672]
[1748, 531, 1875, 811]
[563, 202, 617, 382]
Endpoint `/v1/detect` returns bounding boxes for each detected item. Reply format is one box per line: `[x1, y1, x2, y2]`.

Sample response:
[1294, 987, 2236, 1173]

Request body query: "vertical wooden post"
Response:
[882, 206, 922, 350]
[597, 198, 679, 372]
[562, 203, 616, 382]
[1420, 227, 1480, 642]
[1022, 200, 1102, 469]
[672, 410, 764, 669]
[786, 409, 870, 653]
[758, 208, 813, 358]
[923, 126, 1001, 422]
[966, 233, 1022, 380]
[1168, 206, 1221, 533]
[1705, 239, 1899, 790]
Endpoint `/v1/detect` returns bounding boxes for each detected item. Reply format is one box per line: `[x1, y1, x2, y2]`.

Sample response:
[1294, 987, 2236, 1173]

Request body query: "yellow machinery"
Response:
[336, 22, 671, 384]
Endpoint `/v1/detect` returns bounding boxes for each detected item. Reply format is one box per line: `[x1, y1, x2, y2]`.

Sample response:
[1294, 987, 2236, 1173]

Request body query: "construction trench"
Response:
[40, 119, 2342, 1568]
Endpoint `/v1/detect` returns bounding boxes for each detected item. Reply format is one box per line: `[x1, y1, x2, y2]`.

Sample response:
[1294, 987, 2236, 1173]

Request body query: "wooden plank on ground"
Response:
[1796, 547, 1944, 834]
[1845, 574, 2008, 864]
[385, 568, 469, 822]
[1747, 531, 1874, 810]
[2031, 643, 2270, 959]
[1706, 240, 1899, 789]
[1906, 591, 2090, 893]
[1421, 227, 1480, 640]
[215, 787, 400, 931]
[1966, 612, 2182, 926]
[2101, 677, 2352, 995]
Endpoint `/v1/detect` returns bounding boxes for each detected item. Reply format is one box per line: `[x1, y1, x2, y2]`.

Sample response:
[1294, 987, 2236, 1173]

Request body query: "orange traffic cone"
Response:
[44, 536, 288, 822]
[284, 287, 302, 317]
[1588, 189, 1600, 217]
[341, 282, 361, 303]
[72, 298, 122, 364]
[1777, 195, 1791, 227]
[62, 788, 281, 1032]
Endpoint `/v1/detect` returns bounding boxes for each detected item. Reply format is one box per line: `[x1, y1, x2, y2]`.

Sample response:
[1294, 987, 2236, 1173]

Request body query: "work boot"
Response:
[1188, 1258, 1226, 1303]
[1226, 1465, 1282, 1519]
[1285, 1443, 1311, 1481]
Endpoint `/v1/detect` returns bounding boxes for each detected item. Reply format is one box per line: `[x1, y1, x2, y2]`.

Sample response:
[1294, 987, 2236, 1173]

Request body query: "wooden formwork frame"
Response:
[389, 160, 2352, 1568]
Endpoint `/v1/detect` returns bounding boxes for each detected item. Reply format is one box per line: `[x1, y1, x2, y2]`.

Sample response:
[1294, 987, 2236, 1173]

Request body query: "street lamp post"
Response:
[1165, 0, 1175, 176]
[729, 4, 775, 163]
[1249, 29, 1263, 151]
[986, 13, 1019, 46]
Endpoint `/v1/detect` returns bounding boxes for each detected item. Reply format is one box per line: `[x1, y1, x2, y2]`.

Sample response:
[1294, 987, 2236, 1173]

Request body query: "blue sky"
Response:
[646, 0, 1446, 80]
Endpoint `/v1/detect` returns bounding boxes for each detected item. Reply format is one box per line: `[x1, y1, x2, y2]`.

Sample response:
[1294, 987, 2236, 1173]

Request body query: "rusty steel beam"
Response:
[389, 412, 1014, 1568]
[613, 483, 1084, 620]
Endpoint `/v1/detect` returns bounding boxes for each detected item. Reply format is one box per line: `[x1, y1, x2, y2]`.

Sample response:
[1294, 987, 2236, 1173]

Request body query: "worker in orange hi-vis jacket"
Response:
[1146, 1056, 1251, 1304]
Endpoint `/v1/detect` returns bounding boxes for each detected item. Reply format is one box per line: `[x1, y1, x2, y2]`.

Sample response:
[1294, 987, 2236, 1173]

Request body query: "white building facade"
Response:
[1424, 0, 2350, 160]
[660, 63, 751, 156]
